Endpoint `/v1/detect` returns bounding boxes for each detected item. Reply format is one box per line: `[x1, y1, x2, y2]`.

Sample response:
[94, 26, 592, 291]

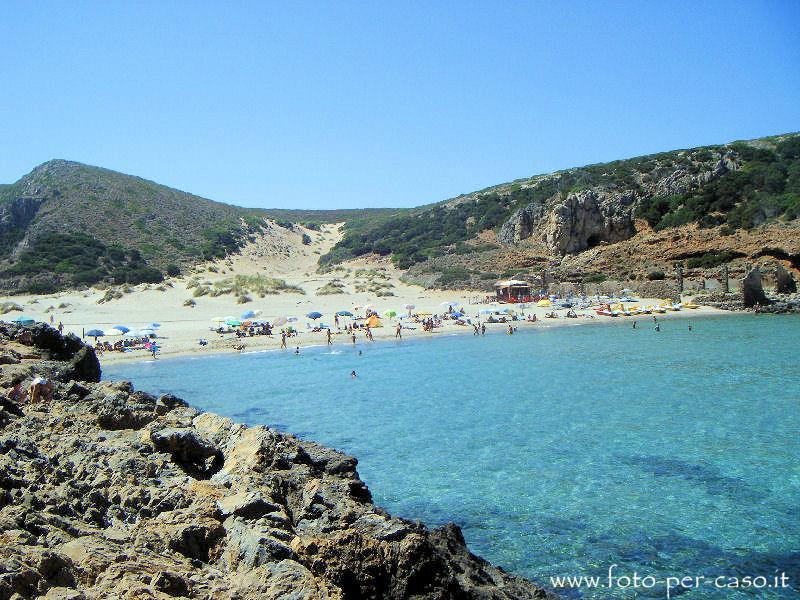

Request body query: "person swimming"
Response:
[294, 346, 300, 355]
[351, 370, 357, 378]
[655, 323, 661, 332]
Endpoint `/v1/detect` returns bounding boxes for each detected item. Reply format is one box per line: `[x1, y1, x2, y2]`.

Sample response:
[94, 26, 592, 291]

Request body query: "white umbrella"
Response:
[211, 316, 226, 322]
[104, 328, 125, 336]
[272, 317, 288, 327]
[440, 301, 460, 308]
[137, 328, 157, 337]
[286, 316, 298, 322]
[403, 303, 415, 310]
[363, 304, 375, 311]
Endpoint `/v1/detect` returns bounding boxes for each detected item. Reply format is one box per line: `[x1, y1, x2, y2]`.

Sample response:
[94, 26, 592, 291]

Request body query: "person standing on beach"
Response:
[351, 332, 356, 344]
[366, 327, 373, 341]
[281, 331, 287, 349]
[49, 315, 54, 325]
[395, 323, 402, 339]
[507, 324, 514, 335]
[327, 329, 332, 345]
[334, 314, 339, 329]
[481, 323, 486, 335]
[57, 322, 63, 334]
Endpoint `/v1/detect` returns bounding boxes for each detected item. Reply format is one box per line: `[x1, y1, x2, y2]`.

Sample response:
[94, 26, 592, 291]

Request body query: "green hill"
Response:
[320, 132, 800, 268]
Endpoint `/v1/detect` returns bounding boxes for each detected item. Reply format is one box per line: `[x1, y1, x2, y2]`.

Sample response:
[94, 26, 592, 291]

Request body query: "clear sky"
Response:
[1, 2, 798, 209]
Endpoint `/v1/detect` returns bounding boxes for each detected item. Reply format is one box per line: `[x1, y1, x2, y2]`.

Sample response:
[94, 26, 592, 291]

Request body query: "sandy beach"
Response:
[0, 223, 726, 365]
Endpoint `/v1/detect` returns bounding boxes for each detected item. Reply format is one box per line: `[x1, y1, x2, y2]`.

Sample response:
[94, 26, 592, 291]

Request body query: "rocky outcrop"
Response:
[775, 264, 797, 294]
[497, 152, 739, 255]
[741, 266, 770, 307]
[0, 325, 558, 600]
[0, 197, 43, 242]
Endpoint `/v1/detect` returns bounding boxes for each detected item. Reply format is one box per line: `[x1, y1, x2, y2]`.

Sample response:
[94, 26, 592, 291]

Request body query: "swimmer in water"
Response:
[351, 370, 357, 378]
[294, 346, 300, 355]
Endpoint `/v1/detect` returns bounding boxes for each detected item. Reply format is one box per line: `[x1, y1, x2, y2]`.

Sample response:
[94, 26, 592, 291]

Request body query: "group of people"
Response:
[92, 337, 154, 355]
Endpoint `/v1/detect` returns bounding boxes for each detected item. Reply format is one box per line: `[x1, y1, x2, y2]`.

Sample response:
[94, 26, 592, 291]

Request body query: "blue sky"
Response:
[1, 2, 798, 209]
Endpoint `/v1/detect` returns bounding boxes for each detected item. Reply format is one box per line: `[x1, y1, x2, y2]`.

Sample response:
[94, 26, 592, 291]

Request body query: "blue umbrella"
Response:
[10, 315, 35, 325]
[241, 310, 256, 319]
[113, 325, 130, 333]
[451, 312, 464, 318]
[336, 310, 353, 317]
[147, 322, 161, 329]
[306, 311, 323, 320]
[85, 329, 104, 338]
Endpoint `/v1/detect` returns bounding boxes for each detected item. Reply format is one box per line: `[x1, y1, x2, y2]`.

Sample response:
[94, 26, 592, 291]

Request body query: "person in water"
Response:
[351, 333, 356, 344]
[633, 320, 637, 329]
[688, 324, 693, 331]
[481, 323, 486, 335]
[507, 324, 514, 335]
[655, 323, 661, 332]
[327, 329, 332, 345]
[294, 346, 300, 355]
[351, 370, 357, 378]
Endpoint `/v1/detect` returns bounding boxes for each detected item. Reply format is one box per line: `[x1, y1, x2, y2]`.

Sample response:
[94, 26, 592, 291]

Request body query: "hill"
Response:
[320, 132, 800, 289]
[0, 161, 393, 293]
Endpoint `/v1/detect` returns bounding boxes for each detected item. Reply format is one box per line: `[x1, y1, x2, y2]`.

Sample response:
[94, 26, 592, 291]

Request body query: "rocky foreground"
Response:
[0, 324, 556, 599]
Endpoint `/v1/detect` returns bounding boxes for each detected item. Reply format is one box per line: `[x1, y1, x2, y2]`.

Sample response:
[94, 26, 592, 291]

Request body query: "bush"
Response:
[183, 298, 196, 307]
[647, 271, 666, 281]
[166, 263, 181, 277]
[301, 233, 312, 245]
[685, 251, 739, 269]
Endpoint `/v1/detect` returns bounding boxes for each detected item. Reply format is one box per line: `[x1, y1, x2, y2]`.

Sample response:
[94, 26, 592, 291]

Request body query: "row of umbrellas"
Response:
[85, 323, 161, 339]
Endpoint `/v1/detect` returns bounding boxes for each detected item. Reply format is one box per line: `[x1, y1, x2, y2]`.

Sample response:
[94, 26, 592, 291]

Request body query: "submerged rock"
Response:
[0, 325, 559, 599]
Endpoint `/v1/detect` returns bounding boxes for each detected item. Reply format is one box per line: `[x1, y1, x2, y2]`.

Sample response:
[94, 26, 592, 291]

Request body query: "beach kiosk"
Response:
[494, 279, 532, 303]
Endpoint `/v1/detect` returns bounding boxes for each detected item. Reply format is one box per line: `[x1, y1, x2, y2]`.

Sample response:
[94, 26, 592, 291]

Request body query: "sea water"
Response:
[105, 315, 800, 598]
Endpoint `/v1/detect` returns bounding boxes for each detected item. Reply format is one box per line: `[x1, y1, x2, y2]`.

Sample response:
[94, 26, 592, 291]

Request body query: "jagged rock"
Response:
[775, 264, 797, 294]
[741, 266, 770, 307]
[0, 327, 559, 599]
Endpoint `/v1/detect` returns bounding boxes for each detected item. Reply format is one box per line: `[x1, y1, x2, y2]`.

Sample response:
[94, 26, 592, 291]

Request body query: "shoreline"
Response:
[99, 306, 735, 367]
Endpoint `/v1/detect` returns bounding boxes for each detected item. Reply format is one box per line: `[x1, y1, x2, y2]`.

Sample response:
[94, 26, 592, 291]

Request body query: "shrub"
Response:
[647, 270, 666, 281]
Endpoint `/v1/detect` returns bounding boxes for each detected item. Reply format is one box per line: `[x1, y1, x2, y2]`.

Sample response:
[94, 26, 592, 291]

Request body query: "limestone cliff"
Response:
[0, 324, 557, 600]
[497, 151, 738, 255]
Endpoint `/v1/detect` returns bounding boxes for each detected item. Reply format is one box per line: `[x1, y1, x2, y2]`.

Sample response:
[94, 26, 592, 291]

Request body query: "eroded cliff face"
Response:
[0, 325, 557, 600]
[497, 152, 739, 255]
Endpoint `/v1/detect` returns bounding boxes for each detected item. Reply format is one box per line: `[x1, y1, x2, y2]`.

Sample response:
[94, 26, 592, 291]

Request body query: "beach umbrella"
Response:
[336, 310, 353, 317]
[451, 312, 464, 318]
[536, 299, 552, 307]
[104, 328, 125, 336]
[10, 315, 35, 325]
[272, 316, 288, 327]
[112, 325, 130, 333]
[225, 319, 241, 327]
[384, 310, 397, 318]
[403, 303, 415, 310]
[286, 316, 298, 322]
[363, 303, 375, 311]
[440, 301, 459, 308]
[241, 310, 257, 319]
[147, 322, 161, 329]
[137, 329, 157, 337]
[85, 329, 104, 338]
[306, 311, 323, 320]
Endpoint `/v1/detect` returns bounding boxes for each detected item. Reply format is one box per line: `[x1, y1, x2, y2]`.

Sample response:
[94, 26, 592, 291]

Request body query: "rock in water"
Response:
[741, 266, 770, 307]
[0, 325, 560, 599]
[775, 264, 797, 294]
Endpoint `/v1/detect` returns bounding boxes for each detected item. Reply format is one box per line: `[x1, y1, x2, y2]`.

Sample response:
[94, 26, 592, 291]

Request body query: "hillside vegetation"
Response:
[0, 160, 390, 293]
[320, 133, 800, 270]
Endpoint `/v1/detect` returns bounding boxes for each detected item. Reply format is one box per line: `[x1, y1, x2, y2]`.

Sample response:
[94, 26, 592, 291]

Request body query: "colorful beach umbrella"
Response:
[225, 319, 241, 327]
[85, 329, 104, 338]
[336, 310, 353, 317]
[241, 310, 257, 319]
[384, 310, 397, 318]
[112, 325, 130, 333]
[306, 311, 323, 320]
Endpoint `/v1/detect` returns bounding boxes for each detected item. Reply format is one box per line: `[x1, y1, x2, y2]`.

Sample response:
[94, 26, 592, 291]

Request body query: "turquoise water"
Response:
[105, 315, 800, 598]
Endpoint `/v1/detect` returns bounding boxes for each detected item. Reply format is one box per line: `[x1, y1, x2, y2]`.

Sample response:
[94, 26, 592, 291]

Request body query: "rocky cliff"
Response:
[0, 325, 556, 600]
[497, 150, 739, 255]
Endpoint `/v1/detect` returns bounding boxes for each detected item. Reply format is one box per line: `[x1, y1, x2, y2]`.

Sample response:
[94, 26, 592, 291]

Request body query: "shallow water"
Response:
[105, 315, 800, 598]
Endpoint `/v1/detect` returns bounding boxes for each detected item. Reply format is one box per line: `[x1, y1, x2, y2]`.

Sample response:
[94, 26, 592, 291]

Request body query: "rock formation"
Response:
[775, 264, 797, 294]
[0, 324, 558, 600]
[741, 266, 770, 308]
[497, 152, 738, 255]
